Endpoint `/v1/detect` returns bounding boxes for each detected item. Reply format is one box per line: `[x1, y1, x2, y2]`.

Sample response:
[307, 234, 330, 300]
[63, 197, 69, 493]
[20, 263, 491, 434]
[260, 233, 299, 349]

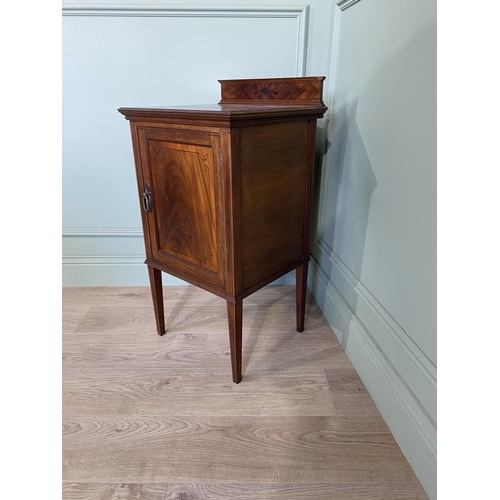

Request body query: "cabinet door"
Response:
[137, 127, 225, 289]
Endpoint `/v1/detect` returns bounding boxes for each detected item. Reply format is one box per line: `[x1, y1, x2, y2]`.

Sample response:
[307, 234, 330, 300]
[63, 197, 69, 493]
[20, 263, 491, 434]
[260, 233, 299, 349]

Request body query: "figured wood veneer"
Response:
[149, 141, 218, 272]
[240, 121, 308, 290]
[118, 77, 328, 383]
[219, 76, 326, 106]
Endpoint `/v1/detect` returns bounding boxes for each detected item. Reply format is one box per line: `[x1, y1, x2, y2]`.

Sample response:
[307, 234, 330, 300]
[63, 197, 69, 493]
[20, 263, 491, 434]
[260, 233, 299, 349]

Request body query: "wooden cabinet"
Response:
[118, 77, 327, 383]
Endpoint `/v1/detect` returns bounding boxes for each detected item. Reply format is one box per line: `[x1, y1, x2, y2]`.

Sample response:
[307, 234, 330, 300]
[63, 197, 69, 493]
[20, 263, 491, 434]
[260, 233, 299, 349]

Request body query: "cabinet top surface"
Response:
[117, 103, 328, 124]
[118, 77, 328, 124]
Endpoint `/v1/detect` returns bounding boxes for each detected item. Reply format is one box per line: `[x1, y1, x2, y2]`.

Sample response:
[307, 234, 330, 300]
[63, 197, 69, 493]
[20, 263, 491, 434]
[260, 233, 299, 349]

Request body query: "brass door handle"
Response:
[142, 180, 152, 212]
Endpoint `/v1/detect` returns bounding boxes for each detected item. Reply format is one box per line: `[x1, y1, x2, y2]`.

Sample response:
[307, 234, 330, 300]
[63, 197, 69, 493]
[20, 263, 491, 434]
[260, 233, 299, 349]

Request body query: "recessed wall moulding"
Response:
[336, 0, 362, 11]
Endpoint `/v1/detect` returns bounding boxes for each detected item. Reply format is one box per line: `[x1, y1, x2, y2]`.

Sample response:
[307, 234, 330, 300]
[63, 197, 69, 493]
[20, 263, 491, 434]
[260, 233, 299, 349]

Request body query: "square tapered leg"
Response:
[148, 265, 166, 336]
[227, 300, 243, 383]
[296, 262, 308, 333]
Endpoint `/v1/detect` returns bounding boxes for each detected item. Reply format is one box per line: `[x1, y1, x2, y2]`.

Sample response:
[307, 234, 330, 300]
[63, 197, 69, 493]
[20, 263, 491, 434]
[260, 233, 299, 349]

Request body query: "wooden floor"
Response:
[62, 285, 428, 500]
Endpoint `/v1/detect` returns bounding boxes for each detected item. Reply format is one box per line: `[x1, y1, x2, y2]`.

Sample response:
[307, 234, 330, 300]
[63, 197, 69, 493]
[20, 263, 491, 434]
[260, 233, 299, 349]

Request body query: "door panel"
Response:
[137, 127, 225, 288]
[150, 140, 217, 271]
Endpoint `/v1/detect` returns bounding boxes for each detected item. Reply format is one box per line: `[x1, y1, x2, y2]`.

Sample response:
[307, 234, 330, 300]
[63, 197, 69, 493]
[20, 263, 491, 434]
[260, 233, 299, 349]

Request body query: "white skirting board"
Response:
[62, 225, 296, 286]
[309, 257, 437, 500]
[62, 258, 296, 287]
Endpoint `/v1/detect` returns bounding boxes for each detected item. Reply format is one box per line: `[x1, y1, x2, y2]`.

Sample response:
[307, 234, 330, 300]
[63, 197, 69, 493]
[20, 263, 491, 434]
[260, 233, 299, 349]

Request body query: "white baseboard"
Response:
[62, 228, 151, 285]
[62, 255, 295, 287]
[62, 255, 186, 286]
[62, 228, 296, 286]
[308, 256, 436, 500]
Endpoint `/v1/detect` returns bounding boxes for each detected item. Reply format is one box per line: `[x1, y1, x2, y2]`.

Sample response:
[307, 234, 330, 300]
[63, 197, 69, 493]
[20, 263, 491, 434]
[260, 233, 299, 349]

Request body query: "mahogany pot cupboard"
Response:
[118, 77, 328, 383]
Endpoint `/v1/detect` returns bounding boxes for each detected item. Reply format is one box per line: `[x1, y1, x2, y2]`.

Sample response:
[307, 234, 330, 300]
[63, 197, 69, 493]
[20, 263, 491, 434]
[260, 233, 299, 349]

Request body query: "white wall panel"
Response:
[63, 7, 301, 227]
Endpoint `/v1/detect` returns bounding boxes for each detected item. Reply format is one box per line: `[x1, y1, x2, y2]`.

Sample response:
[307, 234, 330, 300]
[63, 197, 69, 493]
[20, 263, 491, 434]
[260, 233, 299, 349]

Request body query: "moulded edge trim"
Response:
[62, 5, 309, 78]
[336, 0, 362, 11]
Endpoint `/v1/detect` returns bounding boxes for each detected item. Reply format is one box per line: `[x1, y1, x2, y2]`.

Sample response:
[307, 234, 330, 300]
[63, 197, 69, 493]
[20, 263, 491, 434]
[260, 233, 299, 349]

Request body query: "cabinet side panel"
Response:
[240, 121, 308, 290]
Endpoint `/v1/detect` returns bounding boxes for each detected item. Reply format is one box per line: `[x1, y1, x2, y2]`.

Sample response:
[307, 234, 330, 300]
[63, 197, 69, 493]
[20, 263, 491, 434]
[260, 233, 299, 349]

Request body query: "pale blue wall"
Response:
[62, 1, 436, 497]
[310, 1, 437, 498]
[62, 0, 336, 285]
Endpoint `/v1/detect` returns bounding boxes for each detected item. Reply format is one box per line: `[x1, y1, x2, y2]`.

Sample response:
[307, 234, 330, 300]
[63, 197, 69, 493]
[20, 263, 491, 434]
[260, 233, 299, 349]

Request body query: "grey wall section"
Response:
[311, 1, 436, 498]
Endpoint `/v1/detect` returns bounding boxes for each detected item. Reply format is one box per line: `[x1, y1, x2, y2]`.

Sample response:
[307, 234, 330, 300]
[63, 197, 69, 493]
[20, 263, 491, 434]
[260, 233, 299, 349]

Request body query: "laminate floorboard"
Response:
[62, 285, 429, 499]
[62, 483, 168, 500]
[63, 415, 416, 483]
[63, 305, 92, 334]
[165, 482, 429, 499]
[204, 329, 350, 374]
[63, 332, 208, 370]
[63, 370, 336, 416]
[73, 304, 331, 335]
[326, 367, 382, 417]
